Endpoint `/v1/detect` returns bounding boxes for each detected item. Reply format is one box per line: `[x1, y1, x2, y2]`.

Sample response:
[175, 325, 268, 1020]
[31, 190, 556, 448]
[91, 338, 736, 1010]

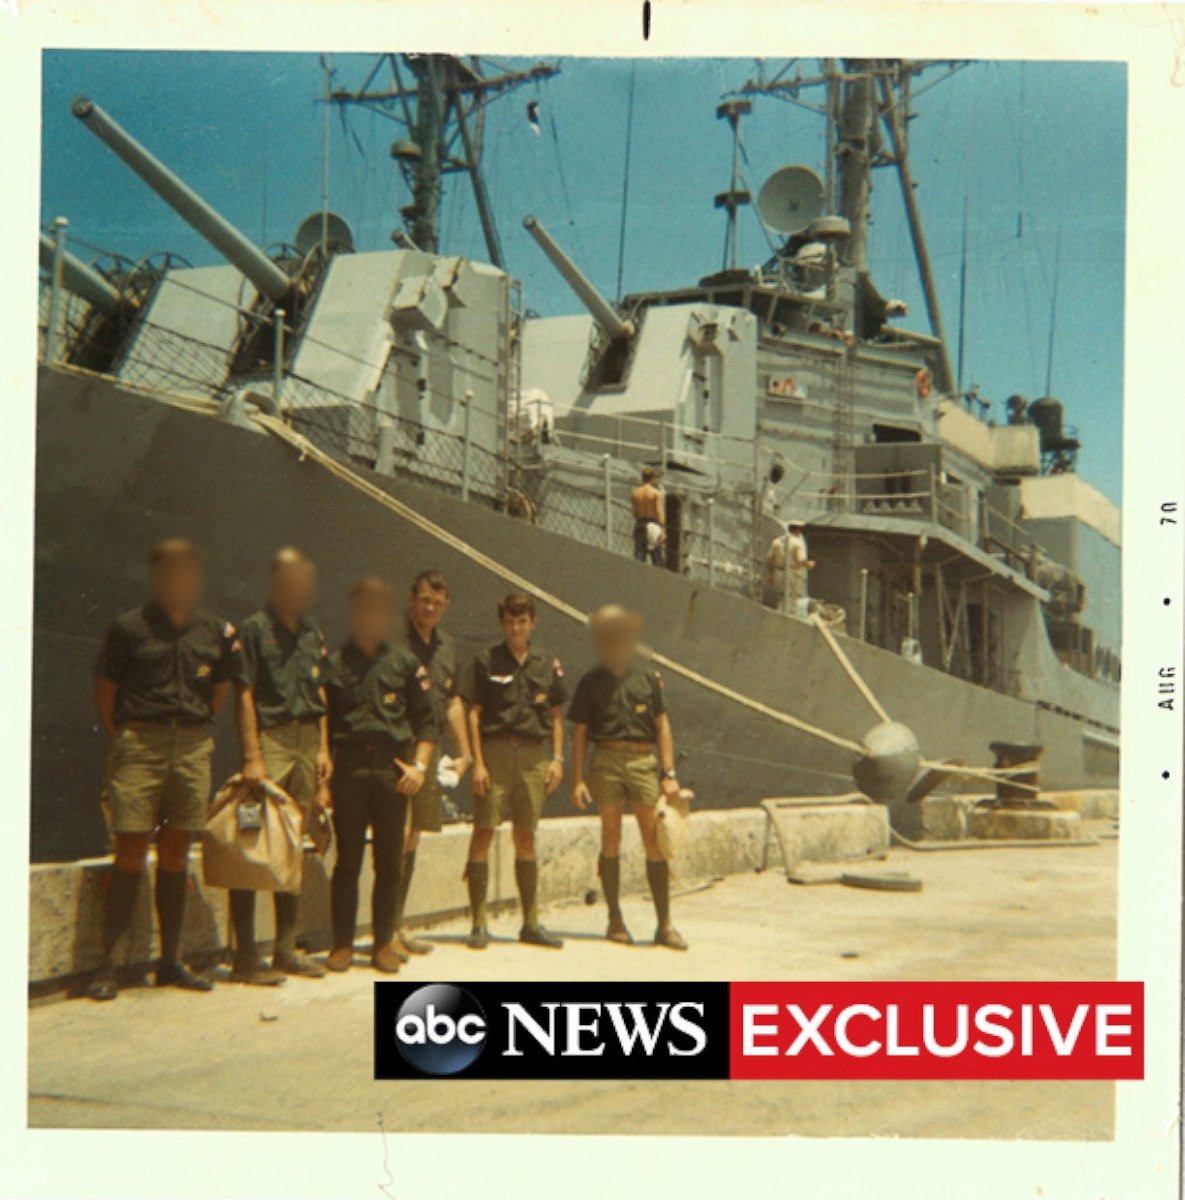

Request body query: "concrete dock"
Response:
[28, 821, 1118, 1141]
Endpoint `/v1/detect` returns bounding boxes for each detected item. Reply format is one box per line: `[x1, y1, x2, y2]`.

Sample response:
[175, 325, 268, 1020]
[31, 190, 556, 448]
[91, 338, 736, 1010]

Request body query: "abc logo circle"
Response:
[394, 984, 487, 1076]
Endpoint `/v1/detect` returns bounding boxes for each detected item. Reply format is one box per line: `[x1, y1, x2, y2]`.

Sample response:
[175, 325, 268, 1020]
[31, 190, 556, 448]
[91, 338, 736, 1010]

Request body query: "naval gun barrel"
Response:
[38, 231, 122, 315]
[522, 215, 633, 341]
[71, 97, 290, 304]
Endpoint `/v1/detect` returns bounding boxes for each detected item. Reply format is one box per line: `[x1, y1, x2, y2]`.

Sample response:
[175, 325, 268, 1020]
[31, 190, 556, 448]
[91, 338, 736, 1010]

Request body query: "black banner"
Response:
[374, 981, 731, 1080]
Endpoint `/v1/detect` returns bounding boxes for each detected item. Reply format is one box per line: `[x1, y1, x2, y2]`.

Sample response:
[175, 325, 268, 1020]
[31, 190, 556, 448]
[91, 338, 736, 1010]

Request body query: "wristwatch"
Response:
[662, 768, 678, 782]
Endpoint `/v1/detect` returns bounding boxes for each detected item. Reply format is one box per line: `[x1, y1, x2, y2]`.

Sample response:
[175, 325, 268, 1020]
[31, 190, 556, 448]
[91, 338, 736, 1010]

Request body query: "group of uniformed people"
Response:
[88, 538, 686, 1001]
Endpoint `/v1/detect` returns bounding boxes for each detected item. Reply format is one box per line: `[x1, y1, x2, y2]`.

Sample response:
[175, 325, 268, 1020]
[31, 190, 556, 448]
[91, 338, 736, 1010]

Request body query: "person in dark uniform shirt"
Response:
[89, 539, 237, 1000]
[323, 578, 437, 974]
[570, 604, 688, 950]
[460, 592, 567, 951]
[393, 569, 472, 958]
[231, 548, 333, 985]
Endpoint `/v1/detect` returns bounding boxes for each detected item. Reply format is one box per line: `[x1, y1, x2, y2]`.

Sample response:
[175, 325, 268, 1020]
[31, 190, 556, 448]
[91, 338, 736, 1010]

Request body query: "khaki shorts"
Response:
[410, 747, 444, 833]
[588, 745, 661, 810]
[101, 723, 214, 836]
[260, 720, 321, 818]
[475, 738, 549, 831]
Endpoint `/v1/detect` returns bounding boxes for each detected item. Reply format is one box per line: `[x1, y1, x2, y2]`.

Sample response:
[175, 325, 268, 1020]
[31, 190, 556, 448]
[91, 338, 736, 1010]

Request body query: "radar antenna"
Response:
[731, 58, 966, 396]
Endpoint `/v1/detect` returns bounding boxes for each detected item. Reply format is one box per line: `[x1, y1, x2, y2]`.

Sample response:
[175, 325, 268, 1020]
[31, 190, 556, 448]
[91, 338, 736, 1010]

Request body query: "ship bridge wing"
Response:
[809, 512, 1051, 603]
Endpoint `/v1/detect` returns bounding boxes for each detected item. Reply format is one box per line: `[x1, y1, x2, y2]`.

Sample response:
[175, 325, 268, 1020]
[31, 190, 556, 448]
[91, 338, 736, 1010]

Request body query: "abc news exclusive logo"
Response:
[374, 981, 1143, 1081]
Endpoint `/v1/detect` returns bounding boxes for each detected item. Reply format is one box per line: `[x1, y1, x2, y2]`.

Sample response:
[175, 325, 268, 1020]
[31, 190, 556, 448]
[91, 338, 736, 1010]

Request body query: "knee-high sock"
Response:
[155, 868, 188, 968]
[101, 868, 142, 971]
[645, 858, 671, 929]
[515, 858, 539, 929]
[395, 850, 417, 928]
[599, 855, 622, 922]
[467, 860, 489, 929]
[229, 889, 257, 965]
[273, 890, 300, 959]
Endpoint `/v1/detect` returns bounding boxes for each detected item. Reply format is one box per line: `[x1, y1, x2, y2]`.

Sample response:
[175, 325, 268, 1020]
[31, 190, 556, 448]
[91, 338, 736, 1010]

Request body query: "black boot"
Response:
[154, 868, 213, 990]
[228, 890, 284, 986]
[272, 890, 325, 977]
[396, 850, 434, 955]
[466, 861, 489, 949]
[599, 854, 632, 944]
[517, 859, 562, 948]
[646, 859, 687, 951]
[88, 868, 142, 1001]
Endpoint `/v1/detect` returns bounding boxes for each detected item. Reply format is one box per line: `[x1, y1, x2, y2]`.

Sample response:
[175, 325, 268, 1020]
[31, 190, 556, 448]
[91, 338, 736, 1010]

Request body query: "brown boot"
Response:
[324, 945, 353, 973]
[372, 942, 403, 974]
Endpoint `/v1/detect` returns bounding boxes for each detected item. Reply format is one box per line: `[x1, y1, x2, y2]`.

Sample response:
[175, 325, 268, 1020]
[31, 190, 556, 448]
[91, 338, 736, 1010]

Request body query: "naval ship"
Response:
[33, 56, 1120, 862]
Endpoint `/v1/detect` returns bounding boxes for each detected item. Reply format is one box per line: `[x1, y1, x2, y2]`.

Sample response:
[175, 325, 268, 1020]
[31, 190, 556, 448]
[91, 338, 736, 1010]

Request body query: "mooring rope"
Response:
[256, 416, 866, 756]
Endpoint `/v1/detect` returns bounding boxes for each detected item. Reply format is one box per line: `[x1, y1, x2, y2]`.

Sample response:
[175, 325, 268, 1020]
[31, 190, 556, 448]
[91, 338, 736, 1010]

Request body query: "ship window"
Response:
[873, 423, 921, 444]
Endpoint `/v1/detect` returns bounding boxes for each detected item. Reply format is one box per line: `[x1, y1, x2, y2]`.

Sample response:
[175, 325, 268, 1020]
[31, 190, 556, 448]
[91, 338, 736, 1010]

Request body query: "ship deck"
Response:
[28, 820, 1117, 1141]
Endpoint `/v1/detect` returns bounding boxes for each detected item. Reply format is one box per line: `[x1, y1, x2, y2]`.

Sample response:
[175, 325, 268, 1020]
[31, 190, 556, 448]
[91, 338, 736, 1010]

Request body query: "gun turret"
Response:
[37, 231, 122, 315]
[72, 97, 290, 304]
[522, 215, 634, 342]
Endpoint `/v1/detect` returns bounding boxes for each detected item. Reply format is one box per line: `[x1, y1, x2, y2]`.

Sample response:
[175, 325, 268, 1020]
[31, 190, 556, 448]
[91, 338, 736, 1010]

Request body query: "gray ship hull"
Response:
[32, 367, 1120, 862]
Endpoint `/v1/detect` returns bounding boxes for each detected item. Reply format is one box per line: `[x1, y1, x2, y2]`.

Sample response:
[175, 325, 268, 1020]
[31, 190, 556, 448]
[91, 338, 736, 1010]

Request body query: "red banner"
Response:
[728, 982, 1143, 1079]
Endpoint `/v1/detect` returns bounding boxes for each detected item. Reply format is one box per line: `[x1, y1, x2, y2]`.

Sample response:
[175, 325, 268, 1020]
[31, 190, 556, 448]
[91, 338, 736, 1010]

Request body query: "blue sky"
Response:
[40, 52, 1125, 501]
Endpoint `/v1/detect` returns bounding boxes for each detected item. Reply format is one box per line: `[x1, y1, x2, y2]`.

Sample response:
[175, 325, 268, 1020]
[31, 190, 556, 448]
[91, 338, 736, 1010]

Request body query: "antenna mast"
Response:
[328, 54, 559, 266]
[735, 58, 964, 394]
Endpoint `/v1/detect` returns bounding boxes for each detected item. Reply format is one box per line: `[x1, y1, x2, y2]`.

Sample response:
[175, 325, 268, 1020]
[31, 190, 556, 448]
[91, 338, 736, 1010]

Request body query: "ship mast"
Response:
[736, 58, 963, 394]
[328, 54, 559, 266]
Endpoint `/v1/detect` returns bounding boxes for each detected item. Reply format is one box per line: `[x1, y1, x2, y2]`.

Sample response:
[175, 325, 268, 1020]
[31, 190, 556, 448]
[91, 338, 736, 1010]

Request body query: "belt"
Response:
[485, 733, 546, 747]
[595, 739, 655, 753]
[263, 716, 324, 731]
[122, 717, 208, 731]
[335, 736, 408, 755]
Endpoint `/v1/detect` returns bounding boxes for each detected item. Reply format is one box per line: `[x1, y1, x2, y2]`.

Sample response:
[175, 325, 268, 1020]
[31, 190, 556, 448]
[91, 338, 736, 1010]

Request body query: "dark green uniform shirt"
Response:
[461, 642, 568, 741]
[325, 641, 438, 749]
[235, 606, 329, 729]
[97, 603, 239, 726]
[406, 624, 459, 732]
[568, 663, 667, 742]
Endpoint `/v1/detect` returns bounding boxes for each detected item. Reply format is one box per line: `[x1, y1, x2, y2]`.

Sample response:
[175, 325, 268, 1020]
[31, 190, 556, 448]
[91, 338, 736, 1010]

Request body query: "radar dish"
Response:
[294, 211, 356, 259]
[756, 165, 826, 236]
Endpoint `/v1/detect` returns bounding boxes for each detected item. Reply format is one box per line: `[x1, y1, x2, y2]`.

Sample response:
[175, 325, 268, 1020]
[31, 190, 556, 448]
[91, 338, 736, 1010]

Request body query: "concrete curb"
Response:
[29, 804, 890, 990]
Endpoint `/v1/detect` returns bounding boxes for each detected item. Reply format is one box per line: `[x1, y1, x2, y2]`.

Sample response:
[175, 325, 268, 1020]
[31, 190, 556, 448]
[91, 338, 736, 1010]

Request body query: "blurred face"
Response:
[499, 610, 536, 651]
[271, 560, 317, 617]
[349, 591, 396, 648]
[595, 626, 637, 675]
[409, 583, 449, 633]
[152, 555, 203, 616]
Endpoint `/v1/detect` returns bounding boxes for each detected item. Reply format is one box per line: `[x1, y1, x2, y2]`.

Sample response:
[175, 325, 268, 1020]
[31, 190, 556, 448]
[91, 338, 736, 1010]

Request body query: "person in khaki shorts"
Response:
[394, 569, 472, 958]
[570, 604, 687, 950]
[231, 548, 333, 985]
[89, 539, 238, 1001]
[461, 592, 567, 951]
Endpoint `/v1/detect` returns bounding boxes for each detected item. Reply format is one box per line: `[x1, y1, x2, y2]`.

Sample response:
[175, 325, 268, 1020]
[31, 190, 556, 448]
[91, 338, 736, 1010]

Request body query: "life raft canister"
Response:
[915, 367, 932, 399]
